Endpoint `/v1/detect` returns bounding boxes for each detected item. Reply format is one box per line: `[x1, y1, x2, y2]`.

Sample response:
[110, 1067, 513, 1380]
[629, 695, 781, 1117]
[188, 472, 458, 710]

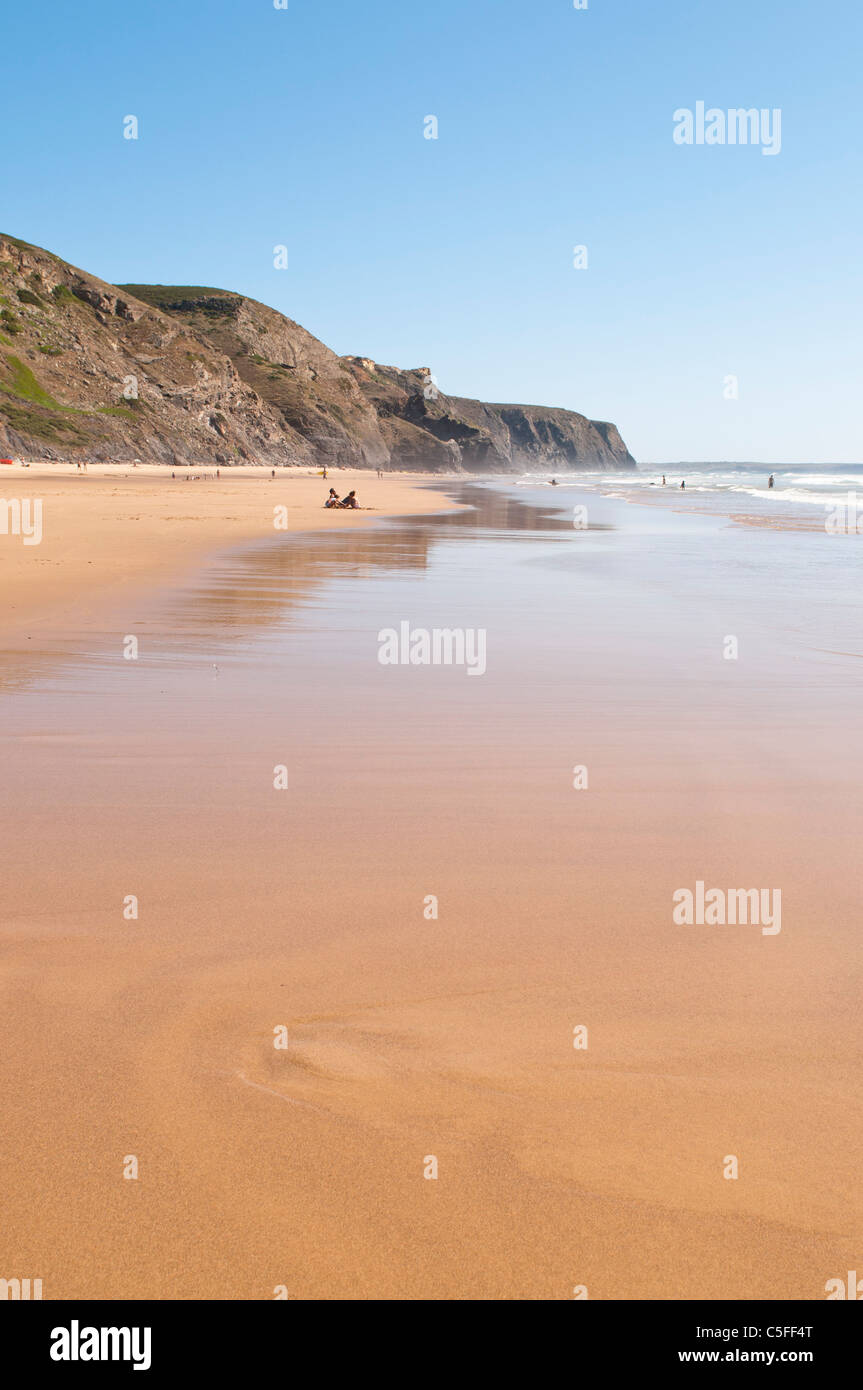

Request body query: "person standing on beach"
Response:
[662, 475, 666, 485]
[680, 480, 685, 489]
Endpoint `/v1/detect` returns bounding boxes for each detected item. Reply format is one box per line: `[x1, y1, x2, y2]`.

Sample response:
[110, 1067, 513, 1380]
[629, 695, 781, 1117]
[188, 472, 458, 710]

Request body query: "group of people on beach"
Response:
[324, 488, 359, 509]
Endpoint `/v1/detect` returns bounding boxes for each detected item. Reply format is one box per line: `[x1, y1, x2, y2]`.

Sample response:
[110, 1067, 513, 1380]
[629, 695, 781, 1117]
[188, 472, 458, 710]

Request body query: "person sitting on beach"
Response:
[324, 488, 340, 508]
[340, 490, 358, 508]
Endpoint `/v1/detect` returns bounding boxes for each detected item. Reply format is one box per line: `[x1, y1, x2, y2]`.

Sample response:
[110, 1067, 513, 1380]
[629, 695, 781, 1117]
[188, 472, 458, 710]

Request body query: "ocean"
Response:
[516, 461, 863, 526]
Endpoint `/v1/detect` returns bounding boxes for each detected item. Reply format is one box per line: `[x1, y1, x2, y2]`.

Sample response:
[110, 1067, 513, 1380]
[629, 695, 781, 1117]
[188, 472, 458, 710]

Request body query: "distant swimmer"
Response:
[768, 474, 775, 489]
[550, 478, 558, 486]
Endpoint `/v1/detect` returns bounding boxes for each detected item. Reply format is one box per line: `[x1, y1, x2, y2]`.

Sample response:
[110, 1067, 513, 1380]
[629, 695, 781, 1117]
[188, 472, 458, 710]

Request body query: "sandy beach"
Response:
[0, 475, 860, 1301]
[0, 463, 459, 639]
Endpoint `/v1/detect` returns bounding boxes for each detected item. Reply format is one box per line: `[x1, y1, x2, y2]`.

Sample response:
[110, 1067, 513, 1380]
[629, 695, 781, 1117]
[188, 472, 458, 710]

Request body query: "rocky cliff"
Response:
[0, 235, 636, 471]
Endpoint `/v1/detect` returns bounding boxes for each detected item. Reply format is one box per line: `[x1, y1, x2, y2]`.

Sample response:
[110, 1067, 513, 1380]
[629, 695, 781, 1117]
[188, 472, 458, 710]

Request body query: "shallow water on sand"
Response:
[0, 482, 861, 1299]
[520, 462, 863, 526]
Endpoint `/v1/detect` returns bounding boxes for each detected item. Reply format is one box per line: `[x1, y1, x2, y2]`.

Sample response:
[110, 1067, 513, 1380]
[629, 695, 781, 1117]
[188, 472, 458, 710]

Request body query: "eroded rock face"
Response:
[0, 234, 637, 471]
[342, 361, 637, 472]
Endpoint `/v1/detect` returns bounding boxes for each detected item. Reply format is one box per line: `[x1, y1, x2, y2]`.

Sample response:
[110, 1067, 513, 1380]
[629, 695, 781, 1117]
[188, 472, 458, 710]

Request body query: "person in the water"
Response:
[680, 480, 685, 489]
[768, 474, 775, 489]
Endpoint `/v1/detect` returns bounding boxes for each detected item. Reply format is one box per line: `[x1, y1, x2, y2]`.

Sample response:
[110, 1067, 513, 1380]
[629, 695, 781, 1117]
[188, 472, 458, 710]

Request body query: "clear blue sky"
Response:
[5, 0, 861, 462]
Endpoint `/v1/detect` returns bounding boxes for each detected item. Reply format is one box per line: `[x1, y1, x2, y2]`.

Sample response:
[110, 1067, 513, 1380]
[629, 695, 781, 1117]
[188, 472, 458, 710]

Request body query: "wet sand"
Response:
[0, 481, 860, 1300]
[0, 463, 458, 638]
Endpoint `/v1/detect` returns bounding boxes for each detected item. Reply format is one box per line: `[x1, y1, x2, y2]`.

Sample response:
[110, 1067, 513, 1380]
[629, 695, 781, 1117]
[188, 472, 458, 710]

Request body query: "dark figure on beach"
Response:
[550, 478, 558, 486]
[271, 469, 275, 478]
[340, 490, 358, 508]
[680, 480, 685, 489]
[323, 466, 328, 479]
[768, 474, 775, 489]
[324, 488, 340, 508]
[662, 475, 666, 485]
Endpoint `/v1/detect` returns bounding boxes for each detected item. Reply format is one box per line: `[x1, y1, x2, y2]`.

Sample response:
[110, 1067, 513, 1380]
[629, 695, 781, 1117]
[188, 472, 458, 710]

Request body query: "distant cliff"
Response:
[0, 234, 636, 471]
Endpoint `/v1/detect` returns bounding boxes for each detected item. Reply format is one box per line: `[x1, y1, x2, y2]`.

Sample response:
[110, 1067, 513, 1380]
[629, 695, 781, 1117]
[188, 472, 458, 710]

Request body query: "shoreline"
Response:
[0, 463, 462, 638]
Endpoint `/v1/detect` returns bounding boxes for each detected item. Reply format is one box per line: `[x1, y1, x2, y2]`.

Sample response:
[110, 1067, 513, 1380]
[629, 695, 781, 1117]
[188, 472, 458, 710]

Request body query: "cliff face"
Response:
[0, 235, 636, 471]
[117, 284, 389, 470]
[337, 361, 636, 472]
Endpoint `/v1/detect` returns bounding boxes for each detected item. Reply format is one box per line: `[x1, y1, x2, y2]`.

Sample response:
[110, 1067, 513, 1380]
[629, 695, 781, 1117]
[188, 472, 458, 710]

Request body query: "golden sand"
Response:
[0, 470, 859, 1301]
[0, 462, 457, 637]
